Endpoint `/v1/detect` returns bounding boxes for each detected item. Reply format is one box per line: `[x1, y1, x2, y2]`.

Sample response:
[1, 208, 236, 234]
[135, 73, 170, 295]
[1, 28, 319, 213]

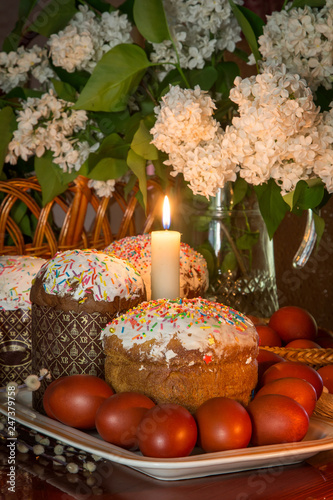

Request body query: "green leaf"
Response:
[133, 0, 171, 43]
[19, 214, 32, 237]
[87, 158, 129, 181]
[135, 189, 145, 210]
[93, 110, 131, 136]
[289, 180, 325, 214]
[51, 79, 77, 102]
[288, 0, 325, 8]
[18, 0, 39, 18]
[236, 231, 259, 250]
[228, 0, 263, 63]
[196, 245, 216, 278]
[232, 47, 251, 63]
[87, 133, 129, 179]
[119, 0, 135, 23]
[85, 0, 114, 12]
[29, 0, 77, 36]
[237, 4, 264, 40]
[213, 97, 237, 124]
[188, 67, 218, 91]
[123, 113, 144, 142]
[2, 0, 39, 51]
[10, 200, 32, 237]
[34, 152, 69, 205]
[313, 86, 333, 112]
[131, 120, 158, 160]
[50, 64, 91, 92]
[124, 173, 138, 199]
[232, 177, 248, 207]
[57, 168, 82, 185]
[11, 200, 28, 226]
[283, 190, 294, 210]
[158, 68, 184, 97]
[127, 149, 147, 209]
[74, 44, 152, 112]
[3, 88, 43, 101]
[221, 251, 237, 273]
[152, 153, 169, 188]
[215, 62, 240, 97]
[313, 212, 325, 247]
[254, 179, 290, 239]
[0, 107, 17, 175]
[89, 133, 129, 170]
[191, 215, 211, 232]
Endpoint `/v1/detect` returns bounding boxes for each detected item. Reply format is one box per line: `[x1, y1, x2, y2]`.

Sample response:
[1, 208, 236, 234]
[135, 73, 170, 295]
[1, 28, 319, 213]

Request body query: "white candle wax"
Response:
[151, 230, 180, 300]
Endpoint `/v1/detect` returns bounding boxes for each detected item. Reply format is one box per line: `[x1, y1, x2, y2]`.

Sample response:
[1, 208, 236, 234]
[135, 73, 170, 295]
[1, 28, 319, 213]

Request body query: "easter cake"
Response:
[101, 297, 259, 413]
[0, 255, 46, 384]
[105, 234, 209, 300]
[30, 249, 146, 412]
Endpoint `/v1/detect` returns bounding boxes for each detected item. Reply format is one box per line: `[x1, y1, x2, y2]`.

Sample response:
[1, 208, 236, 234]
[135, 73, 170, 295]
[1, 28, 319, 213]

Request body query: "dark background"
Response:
[0, 0, 332, 329]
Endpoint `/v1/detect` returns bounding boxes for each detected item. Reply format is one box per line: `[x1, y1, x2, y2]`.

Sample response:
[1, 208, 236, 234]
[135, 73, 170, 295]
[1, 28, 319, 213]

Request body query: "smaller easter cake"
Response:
[102, 297, 259, 413]
[29, 249, 146, 413]
[0, 255, 46, 384]
[30, 249, 146, 314]
[105, 234, 209, 300]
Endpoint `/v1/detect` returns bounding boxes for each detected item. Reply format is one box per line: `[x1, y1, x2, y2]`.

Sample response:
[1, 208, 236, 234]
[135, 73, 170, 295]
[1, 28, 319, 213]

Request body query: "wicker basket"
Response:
[0, 176, 165, 258]
[261, 346, 333, 368]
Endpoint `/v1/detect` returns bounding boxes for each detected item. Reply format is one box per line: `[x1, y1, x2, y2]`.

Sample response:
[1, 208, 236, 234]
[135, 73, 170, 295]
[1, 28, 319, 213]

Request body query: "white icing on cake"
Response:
[101, 297, 258, 363]
[105, 234, 209, 300]
[37, 249, 145, 302]
[0, 256, 46, 310]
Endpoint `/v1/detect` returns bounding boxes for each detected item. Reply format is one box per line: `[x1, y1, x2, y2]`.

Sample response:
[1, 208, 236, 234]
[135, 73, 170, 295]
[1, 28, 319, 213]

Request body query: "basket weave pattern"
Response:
[0, 176, 164, 258]
[262, 346, 333, 368]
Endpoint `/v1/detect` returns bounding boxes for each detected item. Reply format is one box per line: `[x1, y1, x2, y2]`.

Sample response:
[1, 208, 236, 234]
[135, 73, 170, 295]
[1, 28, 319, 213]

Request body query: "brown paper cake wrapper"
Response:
[0, 309, 32, 385]
[31, 304, 114, 414]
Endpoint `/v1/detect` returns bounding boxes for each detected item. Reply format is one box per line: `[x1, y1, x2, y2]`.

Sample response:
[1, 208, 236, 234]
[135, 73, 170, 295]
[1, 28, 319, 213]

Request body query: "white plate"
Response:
[1, 390, 333, 481]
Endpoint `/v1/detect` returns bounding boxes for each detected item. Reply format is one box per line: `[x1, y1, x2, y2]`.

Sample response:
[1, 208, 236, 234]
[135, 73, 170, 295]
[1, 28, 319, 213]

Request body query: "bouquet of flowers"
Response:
[0, 0, 332, 243]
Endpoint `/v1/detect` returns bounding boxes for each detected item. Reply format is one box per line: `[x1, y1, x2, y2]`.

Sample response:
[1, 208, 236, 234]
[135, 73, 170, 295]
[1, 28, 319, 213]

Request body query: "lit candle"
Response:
[151, 196, 181, 300]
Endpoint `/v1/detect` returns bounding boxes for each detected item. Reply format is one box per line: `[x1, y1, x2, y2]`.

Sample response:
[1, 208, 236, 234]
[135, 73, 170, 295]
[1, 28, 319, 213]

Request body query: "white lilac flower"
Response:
[152, 69, 333, 197]
[151, 85, 219, 149]
[220, 65, 330, 194]
[49, 5, 133, 74]
[314, 107, 333, 193]
[88, 179, 117, 198]
[151, 85, 237, 197]
[254, 1, 333, 91]
[49, 25, 95, 73]
[0, 45, 54, 93]
[5, 90, 101, 174]
[150, 0, 243, 75]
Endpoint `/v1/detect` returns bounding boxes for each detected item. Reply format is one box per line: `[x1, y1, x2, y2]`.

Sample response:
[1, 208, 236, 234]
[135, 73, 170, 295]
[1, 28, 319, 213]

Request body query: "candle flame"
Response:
[162, 195, 171, 230]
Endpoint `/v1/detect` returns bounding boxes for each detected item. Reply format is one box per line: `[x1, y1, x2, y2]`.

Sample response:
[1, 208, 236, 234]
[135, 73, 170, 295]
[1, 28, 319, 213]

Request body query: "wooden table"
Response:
[1, 445, 333, 500]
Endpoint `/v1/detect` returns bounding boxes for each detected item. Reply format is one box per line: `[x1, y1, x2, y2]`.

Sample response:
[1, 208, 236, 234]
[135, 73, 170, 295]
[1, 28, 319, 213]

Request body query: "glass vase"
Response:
[180, 183, 279, 318]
